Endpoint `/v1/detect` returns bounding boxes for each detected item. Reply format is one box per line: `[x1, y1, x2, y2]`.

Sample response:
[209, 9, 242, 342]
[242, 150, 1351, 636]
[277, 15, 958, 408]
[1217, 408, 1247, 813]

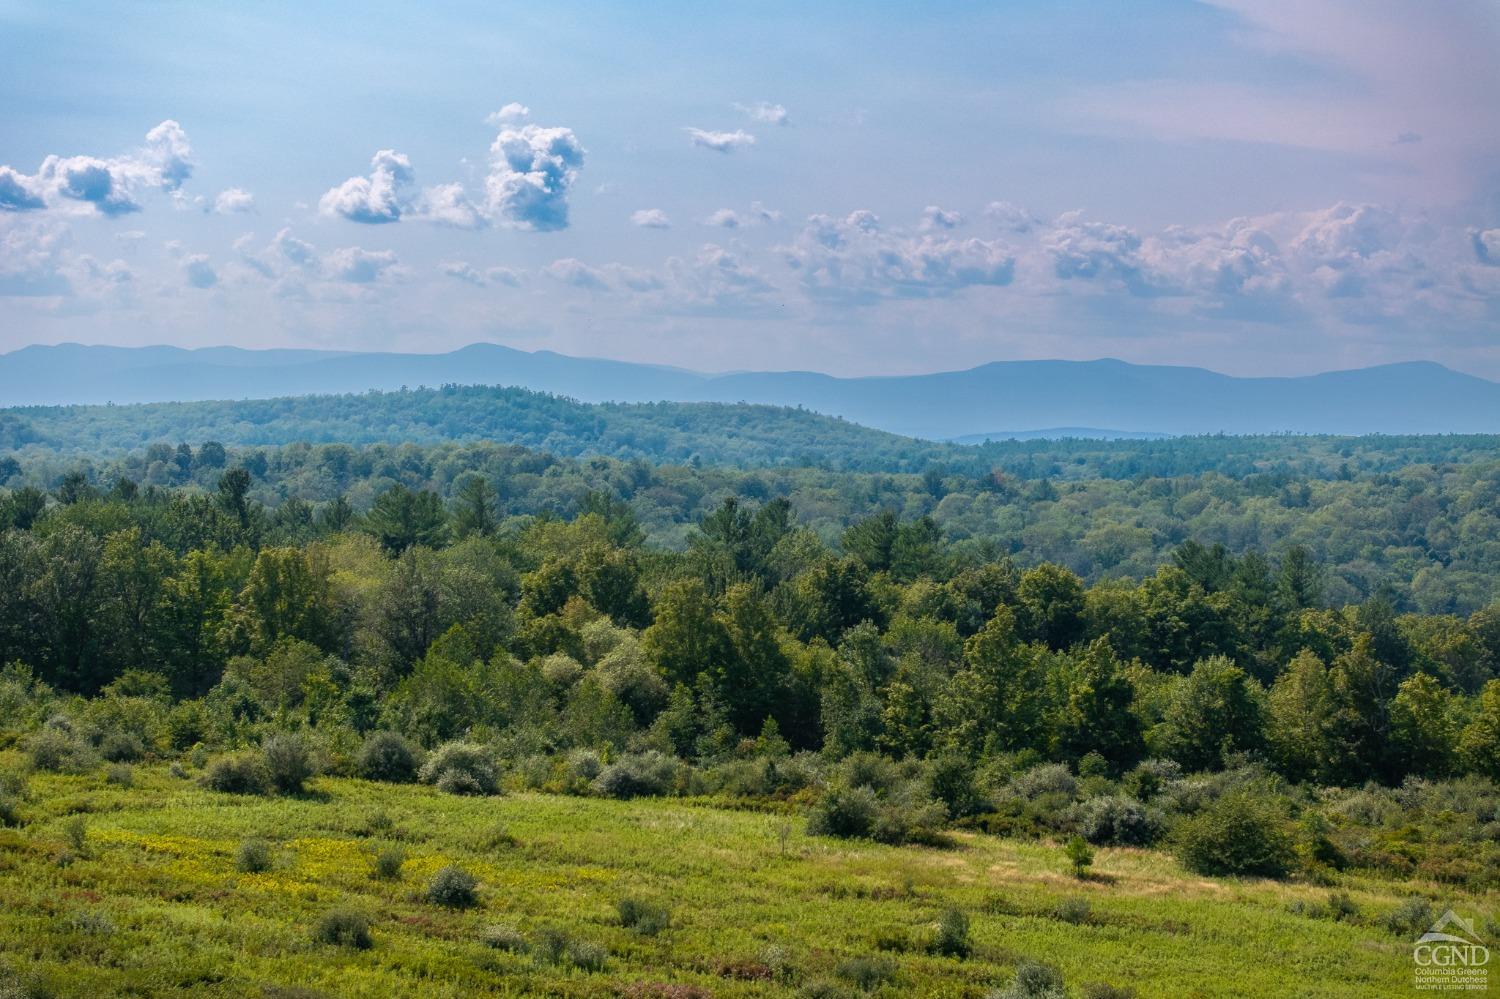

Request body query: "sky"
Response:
[1, 0, 1499, 378]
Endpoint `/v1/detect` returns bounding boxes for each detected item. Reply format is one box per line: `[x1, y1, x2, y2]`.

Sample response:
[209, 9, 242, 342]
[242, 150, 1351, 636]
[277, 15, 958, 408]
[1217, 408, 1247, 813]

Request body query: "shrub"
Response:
[25, 728, 95, 774]
[236, 838, 273, 873]
[533, 927, 572, 965]
[67, 910, 114, 936]
[1122, 759, 1180, 801]
[932, 907, 970, 958]
[617, 896, 670, 936]
[419, 742, 499, 796]
[99, 731, 146, 763]
[1075, 795, 1162, 847]
[262, 732, 315, 795]
[565, 940, 608, 972]
[1081, 985, 1138, 999]
[62, 816, 87, 854]
[200, 752, 268, 795]
[1381, 897, 1435, 937]
[1065, 835, 1095, 878]
[1052, 897, 1092, 925]
[314, 907, 373, 949]
[1175, 790, 1294, 879]
[835, 955, 896, 991]
[426, 865, 478, 908]
[808, 784, 879, 839]
[0, 793, 20, 827]
[356, 731, 422, 783]
[166, 700, 211, 750]
[370, 846, 405, 881]
[592, 751, 679, 799]
[870, 786, 948, 846]
[104, 763, 133, 788]
[990, 961, 1066, 999]
[797, 981, 856, 999]
[1008, 763, 1077, 802]
[480, 923, 528, 953]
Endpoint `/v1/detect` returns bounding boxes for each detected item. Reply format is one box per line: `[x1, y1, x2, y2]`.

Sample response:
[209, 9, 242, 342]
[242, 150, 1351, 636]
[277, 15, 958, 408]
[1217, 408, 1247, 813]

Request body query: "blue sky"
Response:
[2, 0, 1498, 376]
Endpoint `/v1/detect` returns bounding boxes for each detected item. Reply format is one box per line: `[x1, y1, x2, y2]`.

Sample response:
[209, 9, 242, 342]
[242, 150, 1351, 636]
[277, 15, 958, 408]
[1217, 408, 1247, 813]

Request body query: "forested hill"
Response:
[6, 342, 1500, 437]
[0, 386, 945, 472]
[9, 383, 1500, 481]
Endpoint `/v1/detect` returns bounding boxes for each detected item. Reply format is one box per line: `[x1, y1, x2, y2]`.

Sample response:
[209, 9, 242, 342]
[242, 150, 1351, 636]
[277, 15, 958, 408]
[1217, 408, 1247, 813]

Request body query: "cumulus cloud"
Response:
[734, 102, 789, 125]
[780, 209, 1015, 302]
[485, 122, 586, 231]
[0, 217, 72, 295]
[319, 149, 413, 224]
[663, 243, 774, 309]
[212, 188, 255, 214]
[325, 246, 398, 283]
[1473, 228, 1500, 265]
[487, 102, 530, 124]
[920, 206, 964, 230]
[704, 209, 741, 228]
[631, 208, 671, 228]
[984, 201, 1039, 233]
[544, 257, 659, 293]
[0, 120, 196, 218]
[441, 260, 521, 286]
[182, 254, 217, 289]
[685, 128, 755, 153]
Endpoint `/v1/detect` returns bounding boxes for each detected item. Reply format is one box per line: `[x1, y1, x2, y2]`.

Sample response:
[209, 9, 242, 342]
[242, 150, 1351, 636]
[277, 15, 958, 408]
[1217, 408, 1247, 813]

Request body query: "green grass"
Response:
[0, 764, 1486, 997]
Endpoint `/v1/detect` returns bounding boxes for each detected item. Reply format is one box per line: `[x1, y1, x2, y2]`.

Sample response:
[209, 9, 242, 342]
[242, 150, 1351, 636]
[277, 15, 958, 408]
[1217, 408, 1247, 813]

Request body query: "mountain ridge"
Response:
[3, 342, 1497, 438]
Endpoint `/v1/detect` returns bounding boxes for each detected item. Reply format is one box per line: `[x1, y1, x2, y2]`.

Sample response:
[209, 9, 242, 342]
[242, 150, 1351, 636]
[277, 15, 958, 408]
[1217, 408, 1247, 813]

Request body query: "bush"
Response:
[617, 896, 670, 936]
[565, 940, 608, 972]
[262, 732, 315, 794]
[0, 793, 20, 827]
[1074, 795, 1162, 847]
[932, 907, 970, 958]
[990, 961, 1066, 999]
[25, 728, 95, 774]
[370, 846, 405, 881]
[480, 923, 528, 953]
[1175, 790, 1294, 879]
[104, 763, 133, 788]
[1052, 897, 1092, 925]
[356, 731, 422, 783]
[1122, 759, 1180, 801]
[835, 955, 896, 991]
[1065, 836, 1095, 878]
[592, 751, 679, 799]
[870, 785, 948, 846]
[1008, 763, 1077, 802]
[426, 865, 478, 908]
[236, 838, 273, 873]
[808, 784, 879, 839]
[200, 752, 267, 795]
[62, 816, 87, 854]
[797, 983, 856, 999]
[99, 731, 146, 763]
[1081, 985, 1138, 999]
[166, 700, 211, 751]
[419, 742, 499, 796]
[1381, 897, 1435, 937]
[314, 906, 373, 949]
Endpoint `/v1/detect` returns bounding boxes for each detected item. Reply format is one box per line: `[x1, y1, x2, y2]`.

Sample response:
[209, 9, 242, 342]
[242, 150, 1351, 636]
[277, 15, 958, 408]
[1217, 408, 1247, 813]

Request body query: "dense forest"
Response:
[5, 431, 1500, 611]
[4, 441, 1500, 894]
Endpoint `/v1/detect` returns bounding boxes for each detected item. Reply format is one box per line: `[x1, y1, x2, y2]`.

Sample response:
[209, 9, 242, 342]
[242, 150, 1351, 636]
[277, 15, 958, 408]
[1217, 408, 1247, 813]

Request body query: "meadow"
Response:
[0, 761, 1472, 998]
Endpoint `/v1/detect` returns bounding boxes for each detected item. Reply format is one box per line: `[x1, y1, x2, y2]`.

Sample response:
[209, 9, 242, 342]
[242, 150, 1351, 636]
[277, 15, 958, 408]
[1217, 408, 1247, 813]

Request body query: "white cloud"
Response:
[325, 246, 398, 283]
[485, 123, 585, 231]
[441, 260, 521, 286]
[984, 201, 1038, 233]
[0, 120, 197, 218]
[417, 182, 485, 229]
[920, 206, 964, 231]
[319, 149, 413, 224]
[212, 188, 255, 214]
[685, 128, 755, 153]
[487, 102, 530, 125]
[734, 102, 789, 126]
[1473, 228, 1500, 266]
[704, 209, 740, 228]
[780, 210, 1016, 302]
[182, 254, 217, 289]
[630, 208, 671, 229]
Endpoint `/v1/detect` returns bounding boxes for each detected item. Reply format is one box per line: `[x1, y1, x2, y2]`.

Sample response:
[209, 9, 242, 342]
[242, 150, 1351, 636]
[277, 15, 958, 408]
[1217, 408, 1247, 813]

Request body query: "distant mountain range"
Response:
[4, 342, 1499, 439]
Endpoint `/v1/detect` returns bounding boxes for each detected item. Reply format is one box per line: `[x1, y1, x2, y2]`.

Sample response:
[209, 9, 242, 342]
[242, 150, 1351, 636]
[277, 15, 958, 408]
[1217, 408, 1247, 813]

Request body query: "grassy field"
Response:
[0, 762, 1487, 998]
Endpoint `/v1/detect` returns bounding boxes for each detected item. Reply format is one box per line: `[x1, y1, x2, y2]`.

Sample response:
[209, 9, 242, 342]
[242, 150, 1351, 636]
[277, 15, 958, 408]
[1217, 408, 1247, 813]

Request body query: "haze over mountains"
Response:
[4, 342, 1499, 439]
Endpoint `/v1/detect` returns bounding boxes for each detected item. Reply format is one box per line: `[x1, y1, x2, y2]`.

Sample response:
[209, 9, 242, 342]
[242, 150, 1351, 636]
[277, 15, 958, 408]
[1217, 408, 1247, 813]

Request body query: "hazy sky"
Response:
[2, 1, 1499, 376]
